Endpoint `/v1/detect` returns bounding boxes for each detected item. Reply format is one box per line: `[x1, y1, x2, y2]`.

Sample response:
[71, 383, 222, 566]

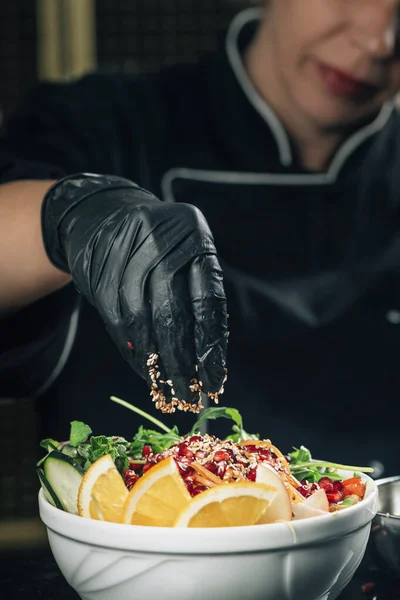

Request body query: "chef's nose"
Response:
[350, 0, 398, 59]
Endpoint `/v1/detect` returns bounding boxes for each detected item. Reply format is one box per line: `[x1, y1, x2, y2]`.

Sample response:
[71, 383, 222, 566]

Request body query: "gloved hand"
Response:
[41, 173, 228, 413]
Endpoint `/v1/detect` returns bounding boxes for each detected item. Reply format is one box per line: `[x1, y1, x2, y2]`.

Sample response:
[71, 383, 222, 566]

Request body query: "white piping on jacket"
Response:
[225, 7, 394, 173]
[31, 298, 81, 400]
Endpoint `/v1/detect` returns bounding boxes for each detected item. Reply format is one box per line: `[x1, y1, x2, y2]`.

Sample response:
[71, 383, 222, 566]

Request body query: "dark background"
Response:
[0, 1, 247, 125]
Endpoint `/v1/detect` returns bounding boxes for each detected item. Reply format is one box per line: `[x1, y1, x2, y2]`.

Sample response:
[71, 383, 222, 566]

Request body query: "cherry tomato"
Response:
[341, 477, 365, 499]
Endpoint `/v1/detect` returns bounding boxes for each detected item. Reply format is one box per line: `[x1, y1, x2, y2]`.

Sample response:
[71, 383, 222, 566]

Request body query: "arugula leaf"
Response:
[291, 460, 373, 473]
[189, 406, 238, 434]
[128, 425, 181, 456]
[291, 468, 322, 484]
[189, 406, 258, 442]
[289, 445, 312, 464]
[70, 421, 92, 447]
[226, 425, 259, 443]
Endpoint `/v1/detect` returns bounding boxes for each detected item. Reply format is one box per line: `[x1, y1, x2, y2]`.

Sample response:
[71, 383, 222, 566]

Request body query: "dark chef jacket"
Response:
[1, 8, 400, 474]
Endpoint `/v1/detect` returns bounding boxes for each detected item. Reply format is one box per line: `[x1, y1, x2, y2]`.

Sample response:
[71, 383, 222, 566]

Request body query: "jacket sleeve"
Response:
[0, 73, 141, 399]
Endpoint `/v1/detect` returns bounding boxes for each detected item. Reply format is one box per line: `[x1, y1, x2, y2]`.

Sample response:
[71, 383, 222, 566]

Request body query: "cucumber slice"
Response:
[37, 467, 63, 510]
[42, 450, 84, 514]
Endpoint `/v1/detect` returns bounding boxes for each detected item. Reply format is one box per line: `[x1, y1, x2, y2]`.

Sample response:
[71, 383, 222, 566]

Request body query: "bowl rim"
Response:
[374, 475, 400, 520]
[38, 471, 378, 555]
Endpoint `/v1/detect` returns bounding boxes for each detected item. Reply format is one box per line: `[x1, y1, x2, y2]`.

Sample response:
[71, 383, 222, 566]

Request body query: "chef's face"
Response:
[263, 0, 400, 129]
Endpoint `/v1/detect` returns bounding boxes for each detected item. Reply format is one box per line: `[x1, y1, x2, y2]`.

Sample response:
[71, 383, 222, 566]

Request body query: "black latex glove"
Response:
[41, 173, 228, 413]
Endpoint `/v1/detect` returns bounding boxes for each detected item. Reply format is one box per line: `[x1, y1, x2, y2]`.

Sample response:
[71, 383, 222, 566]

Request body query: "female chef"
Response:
[1, 0, 400, 474]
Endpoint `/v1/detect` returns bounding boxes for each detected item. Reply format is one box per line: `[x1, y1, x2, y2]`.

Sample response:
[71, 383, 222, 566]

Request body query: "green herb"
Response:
[110, 396, 182, 456]
[289, 446, 312, 464]
[337, 495, 359, 507]
[39, 438, 59, 452]
[128, 425, 181, 456]
[70, 421, 92, 447]
[77, 435, 130, 472]
[290, 461, 374, 473]
[37, 396, 374, 484]
[288, 445, 373, 484]
[190, 406, 259, 442]
[60, 444, 78, 459]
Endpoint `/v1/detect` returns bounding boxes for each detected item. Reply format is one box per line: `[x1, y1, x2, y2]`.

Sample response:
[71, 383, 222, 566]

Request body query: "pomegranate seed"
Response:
[186, 482, 194, 495]
[123, 469, 139, 491]
[244, 445, 257, 453]
[217, 461, 227, 478]
[192, 488, 203, 496]
[204, 461, 218, 474]
[178, 443, 194, 459]
[333, 481, 343, 492]
[214, 450, 230, 463]
[188, 436, 202, 443]
[248, 467, 257, 481]
[142, 462, 155, 474]
[142, 445, 152, 457]
[298, 485, 311, 498]
[361, 582, 376, 593]
[319, 477, 334, 493]
[326, 491, 343, 504]
[257, 449, 272, 461]
[176, 461, 191, 475]
[195, 450, 206, 459]
[128, 459, 143, 472]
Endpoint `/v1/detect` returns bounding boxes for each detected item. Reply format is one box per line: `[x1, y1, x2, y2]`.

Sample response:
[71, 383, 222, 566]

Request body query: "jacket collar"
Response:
[223, 8, 395, 176]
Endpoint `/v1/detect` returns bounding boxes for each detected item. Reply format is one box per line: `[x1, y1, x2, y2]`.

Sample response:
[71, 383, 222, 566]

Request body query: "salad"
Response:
[37, 397, 373, 528]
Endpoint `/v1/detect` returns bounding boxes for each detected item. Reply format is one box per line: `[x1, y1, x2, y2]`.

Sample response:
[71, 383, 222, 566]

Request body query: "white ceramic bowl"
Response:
[38, 472, 378, 600]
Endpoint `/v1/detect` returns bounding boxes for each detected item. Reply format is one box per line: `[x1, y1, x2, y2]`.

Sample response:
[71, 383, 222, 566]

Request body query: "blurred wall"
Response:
[96, 0, 244, 74]
[0, 1, 37, 128]
[0, 0, 247, 124]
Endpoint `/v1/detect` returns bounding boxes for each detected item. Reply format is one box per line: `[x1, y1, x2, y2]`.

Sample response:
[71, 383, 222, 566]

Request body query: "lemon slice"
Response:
[174, 482, 278, 528]
[77, 454, 128, 522]
[122, 456, 191, 527]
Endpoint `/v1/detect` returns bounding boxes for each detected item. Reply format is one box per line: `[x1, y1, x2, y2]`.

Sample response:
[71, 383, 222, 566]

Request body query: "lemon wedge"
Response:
[77, 454, 128, 522]
[174, 482, 278, 528]
[122, 456, 191, 527]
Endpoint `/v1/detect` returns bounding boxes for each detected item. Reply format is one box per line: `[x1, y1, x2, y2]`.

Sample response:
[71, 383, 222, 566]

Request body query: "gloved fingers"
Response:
[148, 262, 202, 412]
[93, 267, 159, 390]
[119, 264, 192, 413]
[188, 254, 228, 401]
[117, 272, 164, 386]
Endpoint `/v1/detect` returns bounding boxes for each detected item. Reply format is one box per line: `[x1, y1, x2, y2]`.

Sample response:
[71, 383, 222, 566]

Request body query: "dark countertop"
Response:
[1, 546, 400, 600]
